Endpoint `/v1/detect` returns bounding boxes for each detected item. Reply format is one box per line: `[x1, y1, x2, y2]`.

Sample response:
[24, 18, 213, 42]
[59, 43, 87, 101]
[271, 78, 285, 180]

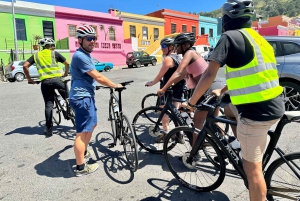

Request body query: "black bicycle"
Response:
[163, 95, 300, 201]
[96, 80, 138, 172]
[32, 78, 75, 126]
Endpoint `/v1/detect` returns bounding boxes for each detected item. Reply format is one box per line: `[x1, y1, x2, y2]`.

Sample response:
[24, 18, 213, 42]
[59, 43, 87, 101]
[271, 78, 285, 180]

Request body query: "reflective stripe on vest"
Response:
[34, 50, 62, 81]
[225, 28, 283, 105]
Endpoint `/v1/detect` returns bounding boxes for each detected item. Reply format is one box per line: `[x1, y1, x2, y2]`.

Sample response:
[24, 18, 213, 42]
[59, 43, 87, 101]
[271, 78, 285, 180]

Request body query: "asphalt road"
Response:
[0, 64, 299, 201]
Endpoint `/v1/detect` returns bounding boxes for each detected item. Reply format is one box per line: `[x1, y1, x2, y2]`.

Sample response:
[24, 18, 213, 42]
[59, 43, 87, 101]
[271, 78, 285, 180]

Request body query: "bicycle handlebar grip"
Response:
[120, 80, 134, 86]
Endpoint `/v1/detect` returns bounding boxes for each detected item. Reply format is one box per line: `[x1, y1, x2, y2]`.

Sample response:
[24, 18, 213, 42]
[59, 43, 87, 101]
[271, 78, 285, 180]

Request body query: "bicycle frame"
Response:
[188, 100, 300, 190]
[54, 79, 72, 119]
[108, 87, 123, 139]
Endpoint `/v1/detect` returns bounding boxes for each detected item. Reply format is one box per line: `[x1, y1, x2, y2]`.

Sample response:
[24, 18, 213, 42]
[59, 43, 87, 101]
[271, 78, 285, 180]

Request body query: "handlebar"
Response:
[96, 80, 134, 90]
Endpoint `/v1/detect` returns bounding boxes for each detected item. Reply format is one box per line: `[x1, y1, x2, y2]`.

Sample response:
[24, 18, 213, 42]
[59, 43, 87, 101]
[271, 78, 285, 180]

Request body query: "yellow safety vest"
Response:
[33, 49, 62, 81]
[225, 28, 283, 105]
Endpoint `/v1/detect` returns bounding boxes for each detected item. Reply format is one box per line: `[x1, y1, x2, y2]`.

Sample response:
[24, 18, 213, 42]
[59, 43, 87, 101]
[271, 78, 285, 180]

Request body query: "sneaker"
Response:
[171, 132, 185, 144]
[84, 150, 93, 161]
[155, 134, 165, 143]
[43, 127, 53, 135]
[75, 163, 99, 177]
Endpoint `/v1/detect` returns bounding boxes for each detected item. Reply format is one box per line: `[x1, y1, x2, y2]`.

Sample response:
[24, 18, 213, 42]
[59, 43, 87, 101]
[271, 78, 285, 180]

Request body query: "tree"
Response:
[100, 25, 108, 41]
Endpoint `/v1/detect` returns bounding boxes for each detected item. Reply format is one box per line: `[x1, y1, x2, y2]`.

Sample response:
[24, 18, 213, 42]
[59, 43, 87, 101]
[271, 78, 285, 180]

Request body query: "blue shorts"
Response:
[70, 97, 97, 133]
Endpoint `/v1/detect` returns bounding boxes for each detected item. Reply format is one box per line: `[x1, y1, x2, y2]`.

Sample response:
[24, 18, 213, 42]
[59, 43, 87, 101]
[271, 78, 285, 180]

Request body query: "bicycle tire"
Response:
[69, 107, 76, 127]
[132, 106, 178, 154]
[141, 93, 159, 109]
[52, 99, 61, 125]
[109, 98, 119, 145]
[121, 114, 139, 172]
[265, 152, 300, 201]
[163, 126, 226, 192]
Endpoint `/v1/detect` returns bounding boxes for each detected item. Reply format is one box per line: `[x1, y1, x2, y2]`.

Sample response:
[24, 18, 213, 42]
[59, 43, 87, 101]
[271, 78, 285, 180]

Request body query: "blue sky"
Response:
[12, 0, 225, 14]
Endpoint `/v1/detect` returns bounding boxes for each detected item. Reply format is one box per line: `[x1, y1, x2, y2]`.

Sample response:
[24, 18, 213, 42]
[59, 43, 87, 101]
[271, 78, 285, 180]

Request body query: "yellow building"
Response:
[110, 9, 165, 52]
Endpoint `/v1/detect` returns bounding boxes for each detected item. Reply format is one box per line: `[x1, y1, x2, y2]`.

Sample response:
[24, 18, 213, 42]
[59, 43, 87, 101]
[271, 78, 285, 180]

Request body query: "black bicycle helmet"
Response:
[173, 33, 196, 44]
[160, 37, 174, 46]
[222, 0, 255, 19]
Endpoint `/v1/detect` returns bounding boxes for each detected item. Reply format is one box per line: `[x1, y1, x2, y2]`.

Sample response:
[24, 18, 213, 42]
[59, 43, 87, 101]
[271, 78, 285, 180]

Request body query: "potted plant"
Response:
[32, 35, 42, 50]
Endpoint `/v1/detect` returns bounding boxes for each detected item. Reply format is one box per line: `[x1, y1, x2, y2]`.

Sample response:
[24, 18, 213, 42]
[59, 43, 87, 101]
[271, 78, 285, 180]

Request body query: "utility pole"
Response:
[11, 0, 19, 61]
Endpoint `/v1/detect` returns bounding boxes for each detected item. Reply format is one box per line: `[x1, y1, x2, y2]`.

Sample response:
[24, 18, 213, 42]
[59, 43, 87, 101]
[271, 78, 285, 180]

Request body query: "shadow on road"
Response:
[5, 120, 76, 140]
[90, 132, 135, 184]
[139, 178, 230, 201]
[34, 145, 75, 178]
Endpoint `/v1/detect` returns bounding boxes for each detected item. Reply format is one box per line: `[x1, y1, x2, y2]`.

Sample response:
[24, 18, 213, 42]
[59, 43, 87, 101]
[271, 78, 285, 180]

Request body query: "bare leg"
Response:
[192, 110, 208, 146]
[243, 160, 266, 201]
[224, 104, 237, 137]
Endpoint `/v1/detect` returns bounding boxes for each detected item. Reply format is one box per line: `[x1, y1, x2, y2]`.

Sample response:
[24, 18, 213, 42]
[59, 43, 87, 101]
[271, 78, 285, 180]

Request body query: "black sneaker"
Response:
[43, 127, 53, 136]
[171, 132, 185, 144]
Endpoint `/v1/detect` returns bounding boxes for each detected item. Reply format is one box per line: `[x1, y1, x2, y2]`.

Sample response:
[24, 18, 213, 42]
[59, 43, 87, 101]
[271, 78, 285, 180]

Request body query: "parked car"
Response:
[126, 51, 157, 68]
[93, 58, 113, 72]
[5, 60, 39, 82]
[192, 45, 211, 57]
[216, 36, 300, 111]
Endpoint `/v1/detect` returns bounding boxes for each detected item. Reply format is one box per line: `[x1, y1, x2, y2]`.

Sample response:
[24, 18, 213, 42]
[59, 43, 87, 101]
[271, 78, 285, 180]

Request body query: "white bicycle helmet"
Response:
[39, 38, 55, 47]
[76, 25, 96, 38]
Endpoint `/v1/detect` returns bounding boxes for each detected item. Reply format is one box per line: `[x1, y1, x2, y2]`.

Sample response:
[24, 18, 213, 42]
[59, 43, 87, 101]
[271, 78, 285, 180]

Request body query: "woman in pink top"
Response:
[158, 32, 222, 145]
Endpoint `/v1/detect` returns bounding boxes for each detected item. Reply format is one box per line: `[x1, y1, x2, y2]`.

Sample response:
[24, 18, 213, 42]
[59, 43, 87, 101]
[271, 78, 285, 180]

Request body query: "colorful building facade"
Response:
[199, 16, 219, 47]
[55, 6, 132, 65]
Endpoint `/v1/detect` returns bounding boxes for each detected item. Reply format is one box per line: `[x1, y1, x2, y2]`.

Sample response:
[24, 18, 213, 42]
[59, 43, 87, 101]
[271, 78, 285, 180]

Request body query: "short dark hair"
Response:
[222, 15, 252, 32]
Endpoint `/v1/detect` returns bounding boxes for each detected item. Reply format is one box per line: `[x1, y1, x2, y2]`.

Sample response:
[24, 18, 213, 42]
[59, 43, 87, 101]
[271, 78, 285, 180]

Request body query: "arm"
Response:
[189, 61, 221, 106]
[146, 56, 173, 86]
[23, 55, 35, 84]
[56, 52, 69, 77]
[62, 60, 69, 77]
[87, 70, 121, 88]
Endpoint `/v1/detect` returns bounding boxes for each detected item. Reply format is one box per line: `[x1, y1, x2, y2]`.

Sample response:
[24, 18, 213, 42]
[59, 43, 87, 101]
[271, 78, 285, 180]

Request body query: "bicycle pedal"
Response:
[108, 143, 115, 148]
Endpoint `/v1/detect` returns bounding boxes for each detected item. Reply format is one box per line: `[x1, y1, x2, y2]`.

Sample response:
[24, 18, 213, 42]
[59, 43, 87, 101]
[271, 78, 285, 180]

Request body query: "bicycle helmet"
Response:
[39, 38, 55, 47]
[76, 25, 96, 38]
[222, 0, 255, 19]
[160, 38, 174, 46]
[173, 33, 196, 45]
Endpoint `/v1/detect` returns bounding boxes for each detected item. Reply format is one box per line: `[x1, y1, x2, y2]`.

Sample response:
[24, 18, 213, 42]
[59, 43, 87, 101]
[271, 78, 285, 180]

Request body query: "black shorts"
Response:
[159, 83, 185, 105]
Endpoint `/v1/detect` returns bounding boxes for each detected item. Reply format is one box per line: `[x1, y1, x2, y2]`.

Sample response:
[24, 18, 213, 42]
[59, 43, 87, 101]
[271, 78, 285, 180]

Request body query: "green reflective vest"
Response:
[225, 28, 283, 105]
[33, 49, 62, 81]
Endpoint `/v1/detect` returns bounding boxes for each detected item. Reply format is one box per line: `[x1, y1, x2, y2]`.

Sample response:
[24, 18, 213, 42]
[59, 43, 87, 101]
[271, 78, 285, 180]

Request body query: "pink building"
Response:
[258, 25, 288, 36]
[54, 6, 133, 65]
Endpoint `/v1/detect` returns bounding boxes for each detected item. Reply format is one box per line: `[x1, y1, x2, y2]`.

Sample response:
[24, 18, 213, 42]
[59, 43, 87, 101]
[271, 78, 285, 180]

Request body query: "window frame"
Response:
[68, 25, 77, 37]
[201, 27, 205, 35]
[171, 23, 176, 34]
[192, 26, 196, 35]
[15, 18, 27, 41]
[182, 24, 187, 33]
[142, 26, 148, 40]
[281, 42, 300, 56]
[42, 21, 54, 39]
[209, 28, 213, 37]
[153, 28, 159, 41]
[108, 27, 116, 41]
[130, 25, 136, 38]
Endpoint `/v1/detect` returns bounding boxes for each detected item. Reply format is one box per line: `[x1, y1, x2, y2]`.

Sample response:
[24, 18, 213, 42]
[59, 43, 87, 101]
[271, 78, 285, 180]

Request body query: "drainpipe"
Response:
[12, 0, 19, 61]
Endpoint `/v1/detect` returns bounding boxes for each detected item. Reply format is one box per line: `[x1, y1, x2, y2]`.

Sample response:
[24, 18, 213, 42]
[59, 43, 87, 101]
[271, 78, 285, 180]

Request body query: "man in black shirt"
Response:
[183, 1, 284, 200]
[23, 38, 69, 135]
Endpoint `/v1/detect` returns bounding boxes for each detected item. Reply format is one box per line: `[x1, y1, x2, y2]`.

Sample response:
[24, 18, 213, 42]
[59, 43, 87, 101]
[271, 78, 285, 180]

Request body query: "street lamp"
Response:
[11, 0, 19, 61]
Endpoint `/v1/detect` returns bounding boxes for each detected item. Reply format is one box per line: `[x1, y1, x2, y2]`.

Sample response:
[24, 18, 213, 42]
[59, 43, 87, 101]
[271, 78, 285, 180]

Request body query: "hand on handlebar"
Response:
[27, 79, 35, 84]
[62, 72, 68, 77]
[145, 81, 152, 87]
[211, 88, 222, 97]
[157, 88, 165, 97]
[179, 102, 196, 112]
[116, 83, 123, 88]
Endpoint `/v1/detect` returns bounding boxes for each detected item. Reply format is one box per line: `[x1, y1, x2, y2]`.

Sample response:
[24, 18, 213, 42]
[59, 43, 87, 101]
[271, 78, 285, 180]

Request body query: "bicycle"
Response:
[96, 80, 138, 172]
[32, 78, 75, 126]
[133, 88, 198, 154]
[163, 95, 300, 201]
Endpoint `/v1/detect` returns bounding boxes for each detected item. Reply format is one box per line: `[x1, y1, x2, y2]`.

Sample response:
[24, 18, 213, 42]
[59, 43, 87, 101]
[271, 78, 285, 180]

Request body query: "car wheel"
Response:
[104, 66, 111, 72]
[144, 64, 148, 67]
[15, 73, 25, 82]
[8, 78, 16, 82]
[280, 81, 300, 111]
[135, 61, 141, 68]
[151, 60, 156, 66]
[128, 65, 133, 68]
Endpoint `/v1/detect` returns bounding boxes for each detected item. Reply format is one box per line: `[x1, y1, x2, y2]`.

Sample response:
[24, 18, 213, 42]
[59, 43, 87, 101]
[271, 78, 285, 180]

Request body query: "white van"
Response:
[192, 45, 211, 57]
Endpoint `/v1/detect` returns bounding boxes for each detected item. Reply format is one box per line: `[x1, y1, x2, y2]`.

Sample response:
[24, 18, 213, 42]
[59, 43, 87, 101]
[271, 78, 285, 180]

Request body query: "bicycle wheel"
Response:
[109, 99, 119, 145]
[265, 152, 300, 201]
[121, 114, 139, 172]
[141, 93, 159, 109]
[132, 106, 178, 154]
[163, 126, 226, 192]
[52, 99, 61, 125]
[69, 107, 76, 126]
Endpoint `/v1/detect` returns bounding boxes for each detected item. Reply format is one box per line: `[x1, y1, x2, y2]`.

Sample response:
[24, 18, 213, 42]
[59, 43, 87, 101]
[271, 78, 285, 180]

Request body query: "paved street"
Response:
[0, 64, 299, 201]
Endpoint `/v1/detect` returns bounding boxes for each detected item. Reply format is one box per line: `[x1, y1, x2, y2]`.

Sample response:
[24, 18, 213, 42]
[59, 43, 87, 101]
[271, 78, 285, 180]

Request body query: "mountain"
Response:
[197, 0, 300, 19]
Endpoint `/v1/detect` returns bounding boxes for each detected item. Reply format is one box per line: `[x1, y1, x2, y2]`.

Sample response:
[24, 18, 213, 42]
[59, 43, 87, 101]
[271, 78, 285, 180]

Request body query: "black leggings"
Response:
[41, 77, 66, 129]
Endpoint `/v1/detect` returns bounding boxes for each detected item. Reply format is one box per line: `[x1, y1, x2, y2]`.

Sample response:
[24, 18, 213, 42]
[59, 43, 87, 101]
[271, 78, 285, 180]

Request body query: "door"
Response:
[142, 52, 150, 64]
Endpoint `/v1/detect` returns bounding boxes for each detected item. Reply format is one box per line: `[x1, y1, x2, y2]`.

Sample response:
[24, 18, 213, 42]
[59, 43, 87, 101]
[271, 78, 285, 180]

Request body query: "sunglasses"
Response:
[85, 37, 97, 42]
[161, 44, 168, 49]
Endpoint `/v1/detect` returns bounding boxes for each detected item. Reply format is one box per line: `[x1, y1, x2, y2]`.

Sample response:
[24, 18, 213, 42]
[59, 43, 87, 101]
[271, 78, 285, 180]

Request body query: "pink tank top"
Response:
[185, 57, 208, 89]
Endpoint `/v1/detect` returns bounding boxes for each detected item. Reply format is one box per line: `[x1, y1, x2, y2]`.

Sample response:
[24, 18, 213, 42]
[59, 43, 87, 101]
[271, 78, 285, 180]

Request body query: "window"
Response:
[142, 26, 148, 40]
[171, 23, 176, 34]
[130, 25, 136, 38]
[154, 28, 159, 41]
[43, 21, 54, 39]
[68, 25, 76, 37]
[267, 41, 283, 57]
[16, 18, 27, 41]
[91, 25, 98, 37]
[182, 25, 187, 33]
[192, 26, 196, 35]
[282, 42, 300, 55]
[109, 27, 116, 41]
[201, 27, 205, 35]
[209, 28, 213, 37]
